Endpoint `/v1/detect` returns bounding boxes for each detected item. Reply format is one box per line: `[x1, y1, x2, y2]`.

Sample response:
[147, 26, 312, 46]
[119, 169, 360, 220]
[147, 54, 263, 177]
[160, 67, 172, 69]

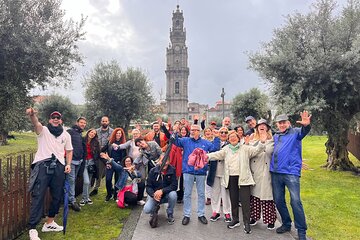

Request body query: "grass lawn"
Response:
[17, 187, 132, 240]
[1, 132, 132, 240]
[301, 136, 360, 240]
[0, 132, 37, 159]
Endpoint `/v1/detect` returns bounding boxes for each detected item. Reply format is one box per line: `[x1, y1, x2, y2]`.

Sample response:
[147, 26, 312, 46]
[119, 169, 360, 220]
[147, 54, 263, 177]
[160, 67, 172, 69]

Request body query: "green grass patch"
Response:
[17, 187, 131, 240]
[300, 136, 360, 240]
[0, 132, 37, 159]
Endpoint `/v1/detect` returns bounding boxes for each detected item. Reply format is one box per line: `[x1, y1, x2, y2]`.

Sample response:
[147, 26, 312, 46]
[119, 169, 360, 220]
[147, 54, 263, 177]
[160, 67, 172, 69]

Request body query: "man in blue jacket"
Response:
[270, 111, 311, 240]
[174, 124, 220, 226]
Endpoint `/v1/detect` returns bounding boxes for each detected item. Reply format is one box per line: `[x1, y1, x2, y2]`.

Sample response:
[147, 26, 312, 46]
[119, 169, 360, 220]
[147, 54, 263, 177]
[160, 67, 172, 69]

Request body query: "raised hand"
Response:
[26, 107, 37, 116]
[100, 152, 110, 160]
[167, 117, 172, 126]
[157, 117, 163, 126]
[296, 110, 311, 126]
[201, 114, 206, 121]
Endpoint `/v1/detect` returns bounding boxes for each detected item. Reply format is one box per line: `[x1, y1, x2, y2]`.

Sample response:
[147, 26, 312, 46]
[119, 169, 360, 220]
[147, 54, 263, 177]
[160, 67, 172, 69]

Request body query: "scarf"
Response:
[229, 143, 240, 153]
[47, 124, 64, 137]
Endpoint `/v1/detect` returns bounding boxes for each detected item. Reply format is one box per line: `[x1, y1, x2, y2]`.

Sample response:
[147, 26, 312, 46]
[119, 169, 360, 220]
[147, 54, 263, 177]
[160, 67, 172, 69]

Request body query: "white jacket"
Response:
[207, 142, 265, 188]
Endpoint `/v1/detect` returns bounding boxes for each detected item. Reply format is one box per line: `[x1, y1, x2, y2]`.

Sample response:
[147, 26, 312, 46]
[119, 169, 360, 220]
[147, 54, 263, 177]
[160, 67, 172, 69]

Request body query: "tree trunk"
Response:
[324, 131, 358, 172]
[124, 120, 130, 140]
[0, 129, 8, 146]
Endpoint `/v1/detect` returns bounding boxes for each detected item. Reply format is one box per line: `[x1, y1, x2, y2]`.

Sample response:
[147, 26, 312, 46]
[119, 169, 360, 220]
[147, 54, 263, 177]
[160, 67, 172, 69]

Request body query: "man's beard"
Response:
[101, 124, 108, 129]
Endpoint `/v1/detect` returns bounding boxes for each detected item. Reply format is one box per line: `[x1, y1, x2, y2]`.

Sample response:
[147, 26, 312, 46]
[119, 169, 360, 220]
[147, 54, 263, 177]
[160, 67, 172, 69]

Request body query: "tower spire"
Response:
[165, 5, 189, 120]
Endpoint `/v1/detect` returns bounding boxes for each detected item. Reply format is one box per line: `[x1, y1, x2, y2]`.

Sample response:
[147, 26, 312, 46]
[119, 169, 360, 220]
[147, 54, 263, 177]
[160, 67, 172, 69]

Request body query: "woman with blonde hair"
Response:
[207, 127, 232, 223]
[249, 119, 277, 230]
[203, 127, 214, 141]
[207, 130, 267, 234]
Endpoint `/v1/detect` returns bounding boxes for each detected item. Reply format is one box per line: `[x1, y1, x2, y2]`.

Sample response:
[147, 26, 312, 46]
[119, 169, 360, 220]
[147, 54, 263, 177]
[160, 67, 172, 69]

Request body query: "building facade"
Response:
[188, 102, 209, 121]
[165, 5, 189, 121]
[207, 101, 233, 122]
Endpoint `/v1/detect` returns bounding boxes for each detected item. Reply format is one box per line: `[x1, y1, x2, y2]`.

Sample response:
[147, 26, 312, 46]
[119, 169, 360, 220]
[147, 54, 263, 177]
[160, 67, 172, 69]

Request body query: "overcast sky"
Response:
[32, 0, 347, 107]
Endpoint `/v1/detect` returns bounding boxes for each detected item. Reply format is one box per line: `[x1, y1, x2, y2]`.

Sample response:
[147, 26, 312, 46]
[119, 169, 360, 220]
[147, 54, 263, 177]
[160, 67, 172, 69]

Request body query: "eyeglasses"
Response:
[190, 129, 200, 131]
[51, 116, 61, 120]
[220, 131, 228, 134]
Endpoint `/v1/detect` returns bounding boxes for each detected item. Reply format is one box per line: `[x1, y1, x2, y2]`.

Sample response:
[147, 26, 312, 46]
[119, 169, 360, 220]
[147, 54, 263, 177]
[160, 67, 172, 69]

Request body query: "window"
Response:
[175, 82, 179, 94]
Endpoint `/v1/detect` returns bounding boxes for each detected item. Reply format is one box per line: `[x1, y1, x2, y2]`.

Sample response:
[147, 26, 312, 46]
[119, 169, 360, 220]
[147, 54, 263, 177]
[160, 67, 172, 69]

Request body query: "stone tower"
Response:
[165, 5, 189, 121]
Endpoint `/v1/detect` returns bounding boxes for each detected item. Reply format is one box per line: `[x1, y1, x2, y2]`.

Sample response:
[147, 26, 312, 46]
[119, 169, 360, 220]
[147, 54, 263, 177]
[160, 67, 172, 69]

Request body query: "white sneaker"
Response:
[137, 200, 145, 206]
[29, 229, 41, 240]
[42, 221, 63, 232]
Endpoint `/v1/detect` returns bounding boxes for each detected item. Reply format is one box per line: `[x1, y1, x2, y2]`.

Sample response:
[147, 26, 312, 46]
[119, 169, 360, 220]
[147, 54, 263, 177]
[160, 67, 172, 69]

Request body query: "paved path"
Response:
[121, 190, 299, 240]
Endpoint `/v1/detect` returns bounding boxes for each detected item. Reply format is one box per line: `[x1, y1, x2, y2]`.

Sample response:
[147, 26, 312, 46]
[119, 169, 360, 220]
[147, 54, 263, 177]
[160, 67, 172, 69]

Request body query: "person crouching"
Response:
[143, 155, 178, 228]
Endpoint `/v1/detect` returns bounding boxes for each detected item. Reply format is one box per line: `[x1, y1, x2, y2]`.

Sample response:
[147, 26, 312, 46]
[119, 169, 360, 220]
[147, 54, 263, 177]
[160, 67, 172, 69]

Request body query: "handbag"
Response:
[87, 164, 97, 174]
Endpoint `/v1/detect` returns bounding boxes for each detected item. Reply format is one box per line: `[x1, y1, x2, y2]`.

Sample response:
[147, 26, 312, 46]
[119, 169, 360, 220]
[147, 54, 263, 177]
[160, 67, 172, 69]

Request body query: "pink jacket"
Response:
[188, 148, 209, 170]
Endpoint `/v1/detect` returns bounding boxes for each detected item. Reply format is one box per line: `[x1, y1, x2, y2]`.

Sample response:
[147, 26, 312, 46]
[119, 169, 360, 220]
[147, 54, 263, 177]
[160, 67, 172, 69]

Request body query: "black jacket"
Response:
[146, 164, 177, 198]
[67, 125, 86, 160]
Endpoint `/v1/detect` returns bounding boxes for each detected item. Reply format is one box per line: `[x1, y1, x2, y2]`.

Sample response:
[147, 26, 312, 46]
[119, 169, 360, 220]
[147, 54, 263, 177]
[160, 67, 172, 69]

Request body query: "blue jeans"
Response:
[106, 166, 119, 196]
[183, 173, 206, 217]
[143, 191, 177, 216]
[82, 159, 95, 201]
[271, 173, 307, 235]
[66, 159, 83, 203]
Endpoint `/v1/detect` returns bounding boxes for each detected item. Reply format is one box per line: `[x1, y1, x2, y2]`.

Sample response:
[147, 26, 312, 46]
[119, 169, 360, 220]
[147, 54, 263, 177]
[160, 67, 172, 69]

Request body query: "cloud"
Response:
[34, 0, 346, 107]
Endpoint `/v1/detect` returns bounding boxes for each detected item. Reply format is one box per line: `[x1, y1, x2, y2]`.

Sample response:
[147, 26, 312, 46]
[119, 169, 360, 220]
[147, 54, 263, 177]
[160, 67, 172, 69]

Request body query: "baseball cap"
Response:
[50, 111, 62, 118]
[210, 121, 217, 125]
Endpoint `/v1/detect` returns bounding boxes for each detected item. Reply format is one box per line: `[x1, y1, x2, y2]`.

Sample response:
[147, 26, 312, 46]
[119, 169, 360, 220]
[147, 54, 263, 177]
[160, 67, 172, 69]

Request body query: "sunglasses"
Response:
[220, 131, 228, 134]
[190, 129, 200, 131]
[51, 116, 61, 120]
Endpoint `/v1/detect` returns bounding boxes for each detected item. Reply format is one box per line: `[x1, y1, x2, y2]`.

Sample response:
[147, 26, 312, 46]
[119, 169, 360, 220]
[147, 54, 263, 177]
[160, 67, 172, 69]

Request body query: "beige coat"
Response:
[249, 140, 274, 200]
[207, 142, 265, 188]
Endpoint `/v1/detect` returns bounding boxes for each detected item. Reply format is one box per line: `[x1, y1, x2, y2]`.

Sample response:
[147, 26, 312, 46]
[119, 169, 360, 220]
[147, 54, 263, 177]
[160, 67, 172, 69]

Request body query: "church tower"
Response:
[165, 5, 189, 121]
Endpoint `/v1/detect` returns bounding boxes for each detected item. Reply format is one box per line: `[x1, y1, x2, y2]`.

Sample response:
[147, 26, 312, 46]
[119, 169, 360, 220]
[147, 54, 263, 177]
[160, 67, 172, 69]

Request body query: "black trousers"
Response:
[228, 176, 251, 224]
[124, 181, 145, 205]
[29, 160, 65, 229]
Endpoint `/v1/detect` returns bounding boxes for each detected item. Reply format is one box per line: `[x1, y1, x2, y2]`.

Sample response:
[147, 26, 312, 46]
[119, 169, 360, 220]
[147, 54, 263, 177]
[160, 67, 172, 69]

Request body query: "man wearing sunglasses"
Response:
[26, 109, 73, 240]
[173, 124, 220, 226]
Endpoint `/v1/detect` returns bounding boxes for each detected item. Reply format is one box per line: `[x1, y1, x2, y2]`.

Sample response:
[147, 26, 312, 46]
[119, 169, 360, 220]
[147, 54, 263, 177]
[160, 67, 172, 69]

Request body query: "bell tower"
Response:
[165, 5, 189, 121]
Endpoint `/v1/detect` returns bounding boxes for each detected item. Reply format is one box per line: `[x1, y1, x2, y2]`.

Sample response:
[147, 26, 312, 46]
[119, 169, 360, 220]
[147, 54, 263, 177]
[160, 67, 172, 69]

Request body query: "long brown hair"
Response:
[85, 128, 100, 155]
[109, 127, 126, 144]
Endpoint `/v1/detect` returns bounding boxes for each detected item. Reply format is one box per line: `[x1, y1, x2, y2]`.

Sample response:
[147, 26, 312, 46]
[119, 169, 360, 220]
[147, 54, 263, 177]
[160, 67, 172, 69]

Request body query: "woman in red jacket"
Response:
[81, 128, 100, 206]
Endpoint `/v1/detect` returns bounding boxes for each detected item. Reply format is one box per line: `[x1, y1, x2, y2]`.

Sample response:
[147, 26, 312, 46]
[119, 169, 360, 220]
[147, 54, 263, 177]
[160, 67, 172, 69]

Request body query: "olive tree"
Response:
[249, 0, 360, 171]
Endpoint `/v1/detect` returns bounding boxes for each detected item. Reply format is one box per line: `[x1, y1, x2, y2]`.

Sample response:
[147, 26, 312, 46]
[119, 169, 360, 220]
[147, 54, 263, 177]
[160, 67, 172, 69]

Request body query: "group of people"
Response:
[26, 107, 311, 240]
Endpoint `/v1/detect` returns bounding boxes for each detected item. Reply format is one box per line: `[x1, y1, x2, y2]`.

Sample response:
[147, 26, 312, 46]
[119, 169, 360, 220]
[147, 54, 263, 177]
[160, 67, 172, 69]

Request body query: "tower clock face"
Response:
[174, 45, 180, 51]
